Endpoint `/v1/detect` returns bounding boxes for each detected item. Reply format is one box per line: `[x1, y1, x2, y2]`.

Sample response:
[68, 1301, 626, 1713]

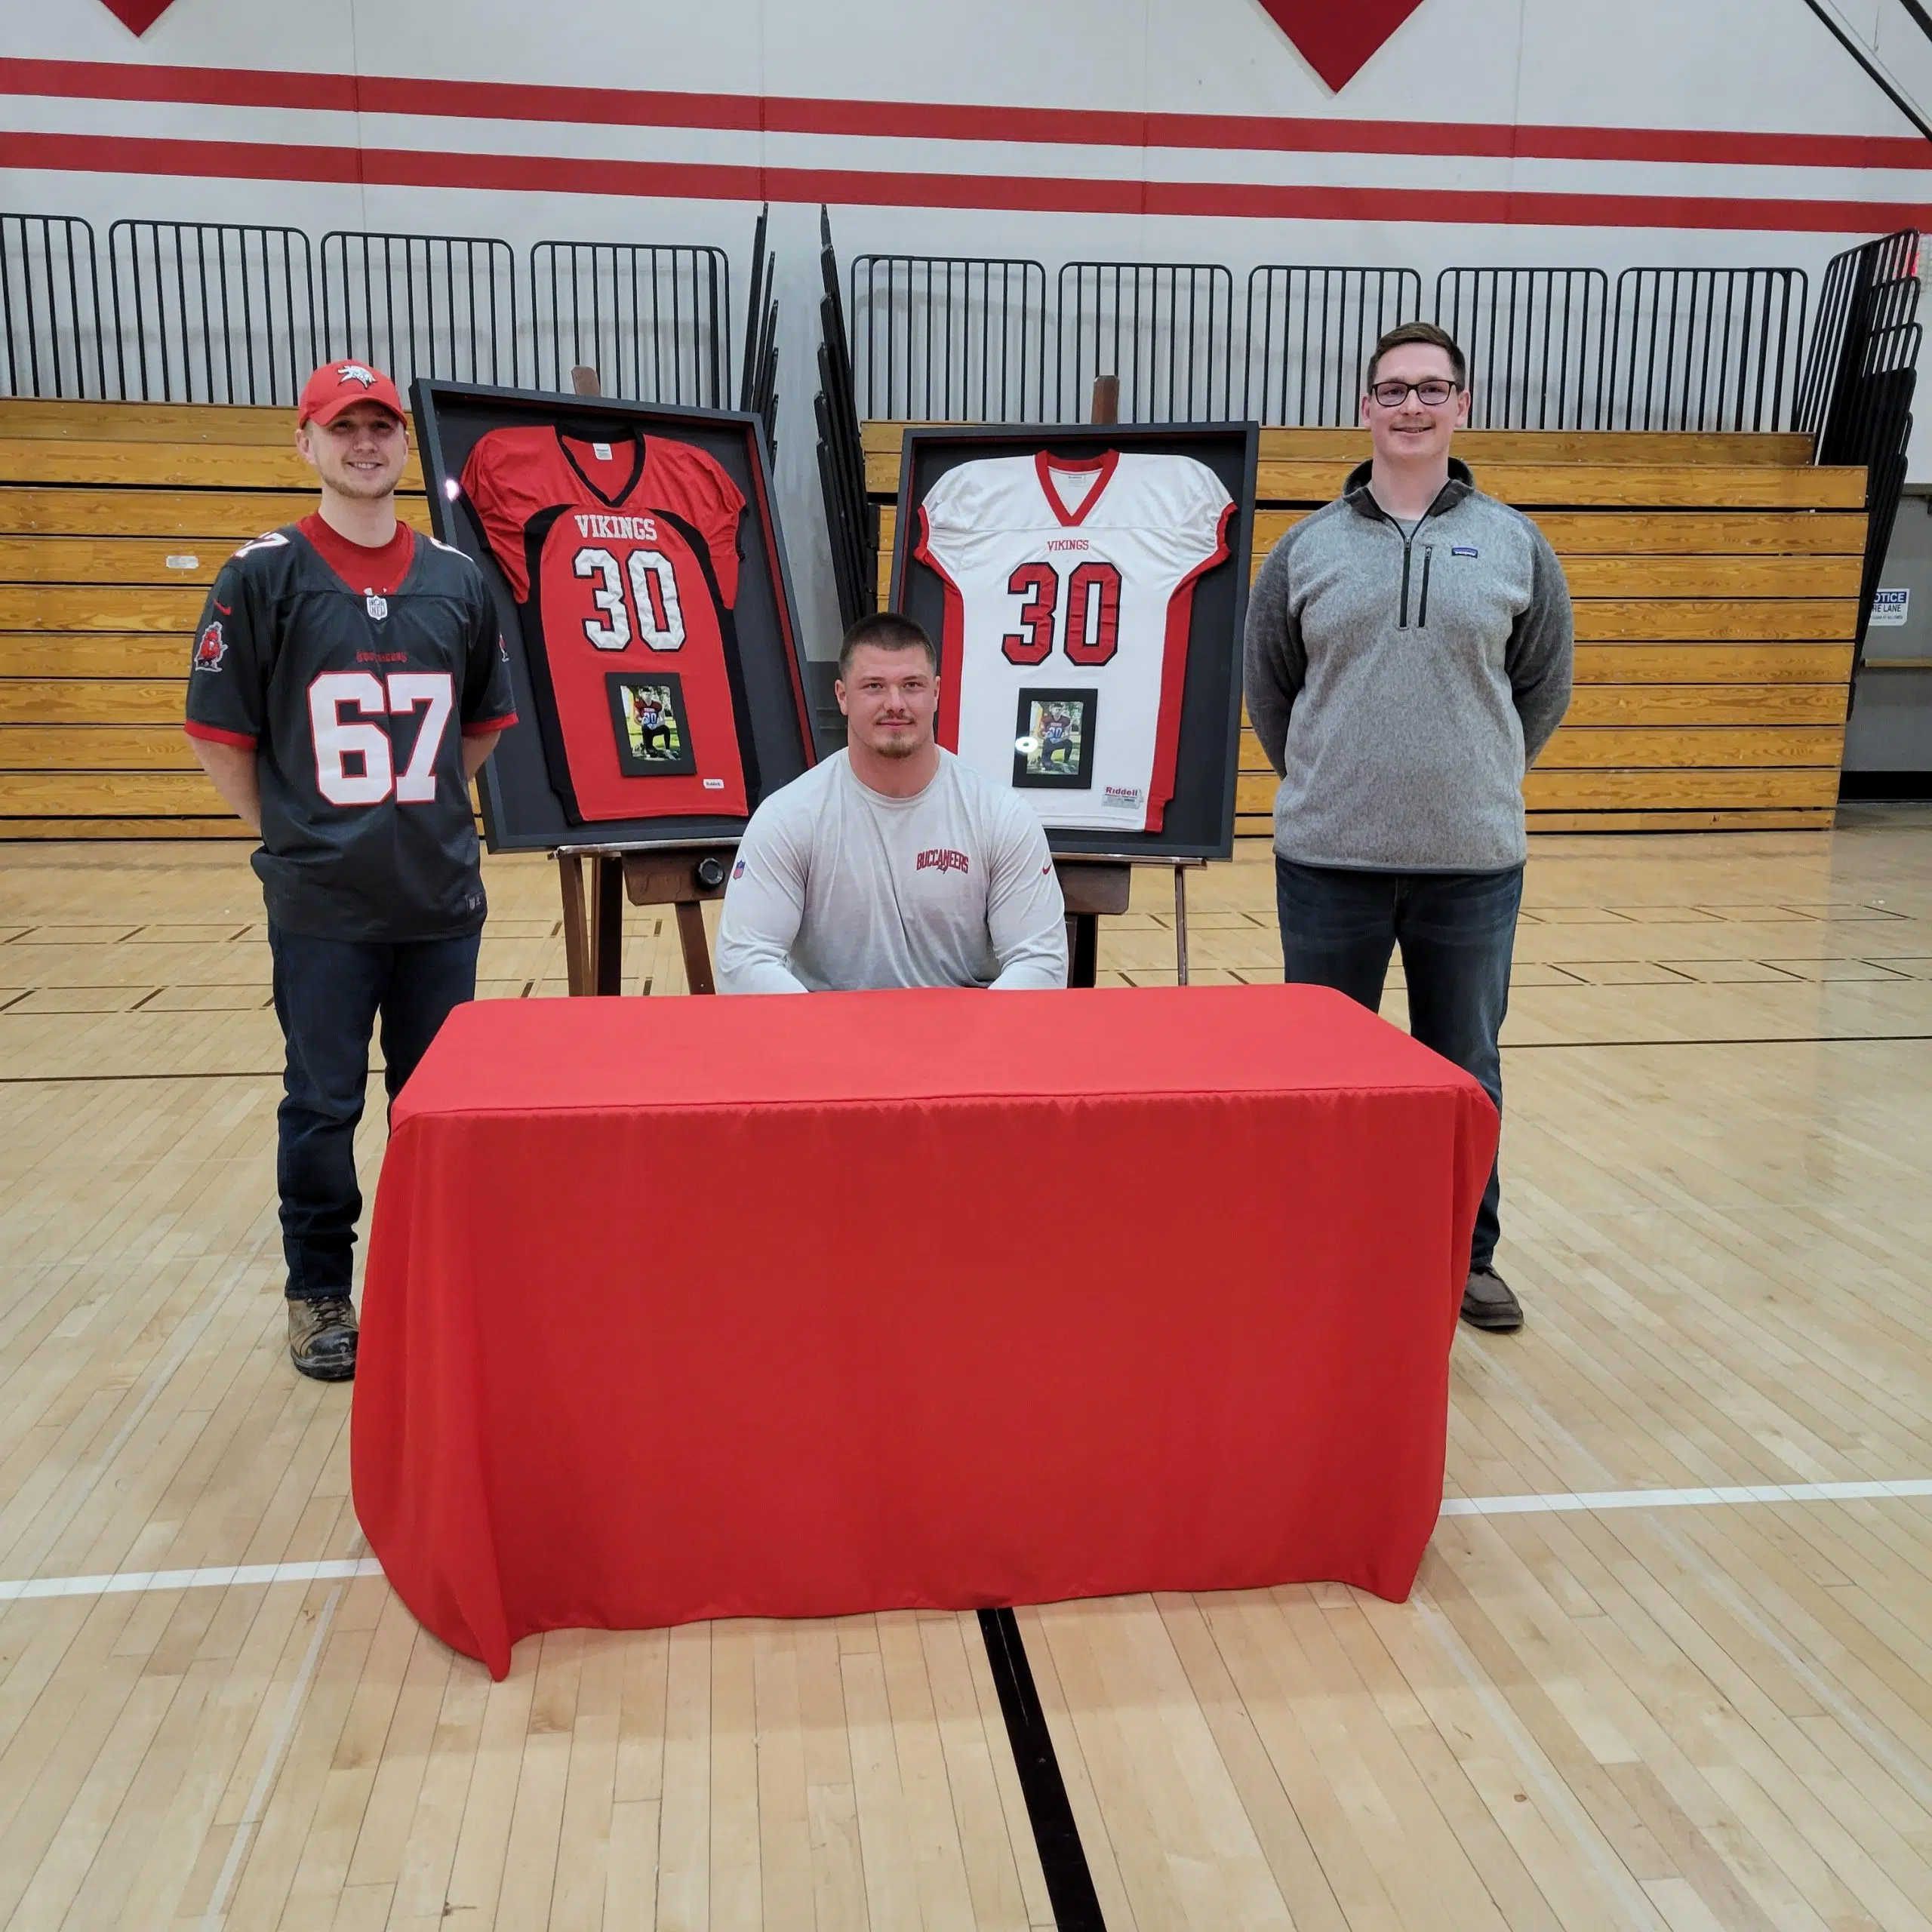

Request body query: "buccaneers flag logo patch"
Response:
[1257, 0, 1427, 91]
[193, 620, 227, 672]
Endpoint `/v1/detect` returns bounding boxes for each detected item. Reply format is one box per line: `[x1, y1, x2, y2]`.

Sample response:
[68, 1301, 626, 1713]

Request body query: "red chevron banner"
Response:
[1257, 0, 1429, 91]
[99, 0, 175, 32]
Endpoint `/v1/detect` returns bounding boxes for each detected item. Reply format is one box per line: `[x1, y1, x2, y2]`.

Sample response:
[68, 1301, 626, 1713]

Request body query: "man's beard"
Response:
[871, 727, 918, 759]
[327, 463, 398, 499]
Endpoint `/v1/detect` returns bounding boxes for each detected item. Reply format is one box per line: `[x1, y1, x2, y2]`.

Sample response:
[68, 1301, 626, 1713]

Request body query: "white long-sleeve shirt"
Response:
[715, 749, 1068, 994]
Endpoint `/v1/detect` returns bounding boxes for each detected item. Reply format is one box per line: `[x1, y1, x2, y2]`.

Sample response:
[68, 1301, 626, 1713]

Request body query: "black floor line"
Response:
[11, 1030, 1932, 1088]
[977, 1607, 1107, 1930]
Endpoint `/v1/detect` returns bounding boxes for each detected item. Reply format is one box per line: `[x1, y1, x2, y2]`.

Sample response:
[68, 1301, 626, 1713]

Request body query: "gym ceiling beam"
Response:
[1894, 0, 1932, 48]
[1797, 0, 1932, 142]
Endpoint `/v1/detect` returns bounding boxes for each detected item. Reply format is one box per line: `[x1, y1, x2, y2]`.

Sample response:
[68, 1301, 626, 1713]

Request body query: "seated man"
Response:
[715, 613, 1068, 992]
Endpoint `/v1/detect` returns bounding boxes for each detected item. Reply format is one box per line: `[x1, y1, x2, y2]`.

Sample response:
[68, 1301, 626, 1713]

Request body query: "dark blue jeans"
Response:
[269, 924, 480, 1300]
[1274, 858, 1522, 1272]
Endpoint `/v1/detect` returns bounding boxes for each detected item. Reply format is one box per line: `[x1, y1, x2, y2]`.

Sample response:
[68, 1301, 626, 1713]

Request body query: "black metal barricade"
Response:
[1434, 266, 1608, 429]
[1798, 230, 1920, 444]
[107, 220, 315, 407]
[1798, 230, 1924, 655]
[529, 241, 730, 408]
[816, 210, 875, 631]
[4, 213, 734, 409]
[320, 230, 518, 391]
[1057, 261, 1235, 423]
[0, 213, 103, 401]
[1244, 266, 1423, 426]
[740, 208, 780, 459]
[848, 254, 1050, 423]
[1604, 267, 1808, 432]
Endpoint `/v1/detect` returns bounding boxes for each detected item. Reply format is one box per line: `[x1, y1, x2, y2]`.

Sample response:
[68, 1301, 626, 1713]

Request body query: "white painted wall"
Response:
[5, 0, 1930, 648]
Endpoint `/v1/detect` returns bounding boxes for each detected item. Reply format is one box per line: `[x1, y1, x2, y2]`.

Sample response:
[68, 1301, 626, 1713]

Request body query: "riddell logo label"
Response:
[1103, 785, 1144, 811]
[915, 848, 970, 876]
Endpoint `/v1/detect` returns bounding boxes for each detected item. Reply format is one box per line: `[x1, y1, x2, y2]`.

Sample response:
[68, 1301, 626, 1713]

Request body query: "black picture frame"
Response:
[608, 671, 697, 778]
[886, 422, 1259, 861]
[411, 380, 817, 854]
[1011, 687, 1096, 790]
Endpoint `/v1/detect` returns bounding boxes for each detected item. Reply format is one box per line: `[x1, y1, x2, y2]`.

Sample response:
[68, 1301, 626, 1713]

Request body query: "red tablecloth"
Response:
[352, 985, 1496, 1678]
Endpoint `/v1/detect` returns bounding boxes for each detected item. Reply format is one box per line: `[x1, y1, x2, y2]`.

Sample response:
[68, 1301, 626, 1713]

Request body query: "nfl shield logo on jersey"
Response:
[192, 620, 226, 671]
[365, 593, 389, 621]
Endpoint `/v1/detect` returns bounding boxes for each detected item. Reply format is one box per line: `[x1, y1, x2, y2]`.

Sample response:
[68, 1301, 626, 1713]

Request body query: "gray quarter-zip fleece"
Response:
[1243, 458, 1574, 872]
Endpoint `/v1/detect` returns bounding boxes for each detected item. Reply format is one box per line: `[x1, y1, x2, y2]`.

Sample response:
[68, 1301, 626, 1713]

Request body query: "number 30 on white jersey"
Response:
[913, 451, 1231, 834]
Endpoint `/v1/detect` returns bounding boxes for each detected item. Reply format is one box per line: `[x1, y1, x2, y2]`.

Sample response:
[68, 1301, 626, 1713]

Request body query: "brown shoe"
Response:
[1460, 1268, 1522, 1333]
[288, 1295, 358, 1380]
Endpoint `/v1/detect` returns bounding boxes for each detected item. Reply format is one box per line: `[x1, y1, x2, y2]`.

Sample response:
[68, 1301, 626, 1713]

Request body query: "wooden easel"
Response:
[1054, 374, 1201, 989]
[1055, 855, 1204, 988]
[556, 845, 734, 995]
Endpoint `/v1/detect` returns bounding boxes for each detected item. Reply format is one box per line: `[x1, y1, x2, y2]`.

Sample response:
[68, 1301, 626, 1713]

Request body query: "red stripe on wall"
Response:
[2, 128, 1924, 234]
[3, 54, 1930, 172]
[2, 129, 368, 183]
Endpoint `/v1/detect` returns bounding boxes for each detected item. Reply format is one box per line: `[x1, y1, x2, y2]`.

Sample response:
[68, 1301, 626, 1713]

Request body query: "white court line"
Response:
[201, 1580, 345, 1929]
[0, 1557, 383, 1601]
[1410, 1584, 1669, 1930]
[1441, 1477, 1932, 1516]
[0, 1480, 1927, 1604]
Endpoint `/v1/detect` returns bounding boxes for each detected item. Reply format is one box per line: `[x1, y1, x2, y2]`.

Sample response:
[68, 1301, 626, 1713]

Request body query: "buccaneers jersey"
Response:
[460, 425, 750, 823]
[914, 451, 1232, 833]
[183, 525, 515, 941]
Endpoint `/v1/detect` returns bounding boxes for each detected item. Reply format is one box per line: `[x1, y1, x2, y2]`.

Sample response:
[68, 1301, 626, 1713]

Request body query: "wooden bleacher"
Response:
[866, 423, 1867, 836]
[0, 402, 1868, 838]
[0, 398, 434, 838]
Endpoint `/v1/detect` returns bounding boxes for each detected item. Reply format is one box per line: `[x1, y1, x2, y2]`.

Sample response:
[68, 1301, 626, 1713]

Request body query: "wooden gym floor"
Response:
[4, 817, 1932, 1930]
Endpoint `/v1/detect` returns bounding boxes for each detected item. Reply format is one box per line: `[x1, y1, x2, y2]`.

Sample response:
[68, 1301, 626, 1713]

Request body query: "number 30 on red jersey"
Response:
[572, 546, 687, 653]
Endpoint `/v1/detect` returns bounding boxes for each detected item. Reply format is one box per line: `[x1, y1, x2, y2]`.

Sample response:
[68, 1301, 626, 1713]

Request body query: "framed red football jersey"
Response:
[460, 424, 754, 823]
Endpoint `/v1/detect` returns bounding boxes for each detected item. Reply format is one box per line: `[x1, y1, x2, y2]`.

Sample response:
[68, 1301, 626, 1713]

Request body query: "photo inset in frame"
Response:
[608, 672, 699, 778]
[1012, 688, 1096, 789]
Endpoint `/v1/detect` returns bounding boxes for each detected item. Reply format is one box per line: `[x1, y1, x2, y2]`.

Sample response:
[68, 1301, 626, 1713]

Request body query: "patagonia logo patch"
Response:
[1451, 546, 1479, 558]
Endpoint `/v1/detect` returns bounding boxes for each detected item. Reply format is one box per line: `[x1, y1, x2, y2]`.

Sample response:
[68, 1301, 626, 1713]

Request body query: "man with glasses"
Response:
[1243, 321, 1573, 1333]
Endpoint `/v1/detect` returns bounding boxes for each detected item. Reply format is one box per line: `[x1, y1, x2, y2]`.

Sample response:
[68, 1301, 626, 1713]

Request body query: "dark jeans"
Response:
[269, 924, 480, 1300]
[1274, 858, 1522, 1272]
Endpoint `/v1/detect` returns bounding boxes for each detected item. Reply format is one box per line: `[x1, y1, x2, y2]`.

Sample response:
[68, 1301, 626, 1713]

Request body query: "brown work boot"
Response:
[1460, 1267, 1522, 1333]
[288, 1295, 358, 1380]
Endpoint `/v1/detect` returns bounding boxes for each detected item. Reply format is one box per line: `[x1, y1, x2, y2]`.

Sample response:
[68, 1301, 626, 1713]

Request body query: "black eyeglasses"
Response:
[1369, 379, 1459, 408]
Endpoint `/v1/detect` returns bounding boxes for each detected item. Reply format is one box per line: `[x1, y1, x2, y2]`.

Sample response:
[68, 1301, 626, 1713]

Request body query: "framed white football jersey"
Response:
[913, 451, 1233, 834]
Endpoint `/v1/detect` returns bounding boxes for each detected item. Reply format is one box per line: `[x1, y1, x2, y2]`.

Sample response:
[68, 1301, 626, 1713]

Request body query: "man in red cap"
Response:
[183, 361, 517, 1380]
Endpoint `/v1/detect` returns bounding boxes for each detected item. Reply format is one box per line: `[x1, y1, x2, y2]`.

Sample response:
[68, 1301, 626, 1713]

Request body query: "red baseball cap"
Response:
[298, 359, 406, 427]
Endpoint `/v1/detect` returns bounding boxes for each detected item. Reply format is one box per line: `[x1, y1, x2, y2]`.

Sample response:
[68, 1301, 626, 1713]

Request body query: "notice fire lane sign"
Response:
[1871, 589, 1910, 626]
